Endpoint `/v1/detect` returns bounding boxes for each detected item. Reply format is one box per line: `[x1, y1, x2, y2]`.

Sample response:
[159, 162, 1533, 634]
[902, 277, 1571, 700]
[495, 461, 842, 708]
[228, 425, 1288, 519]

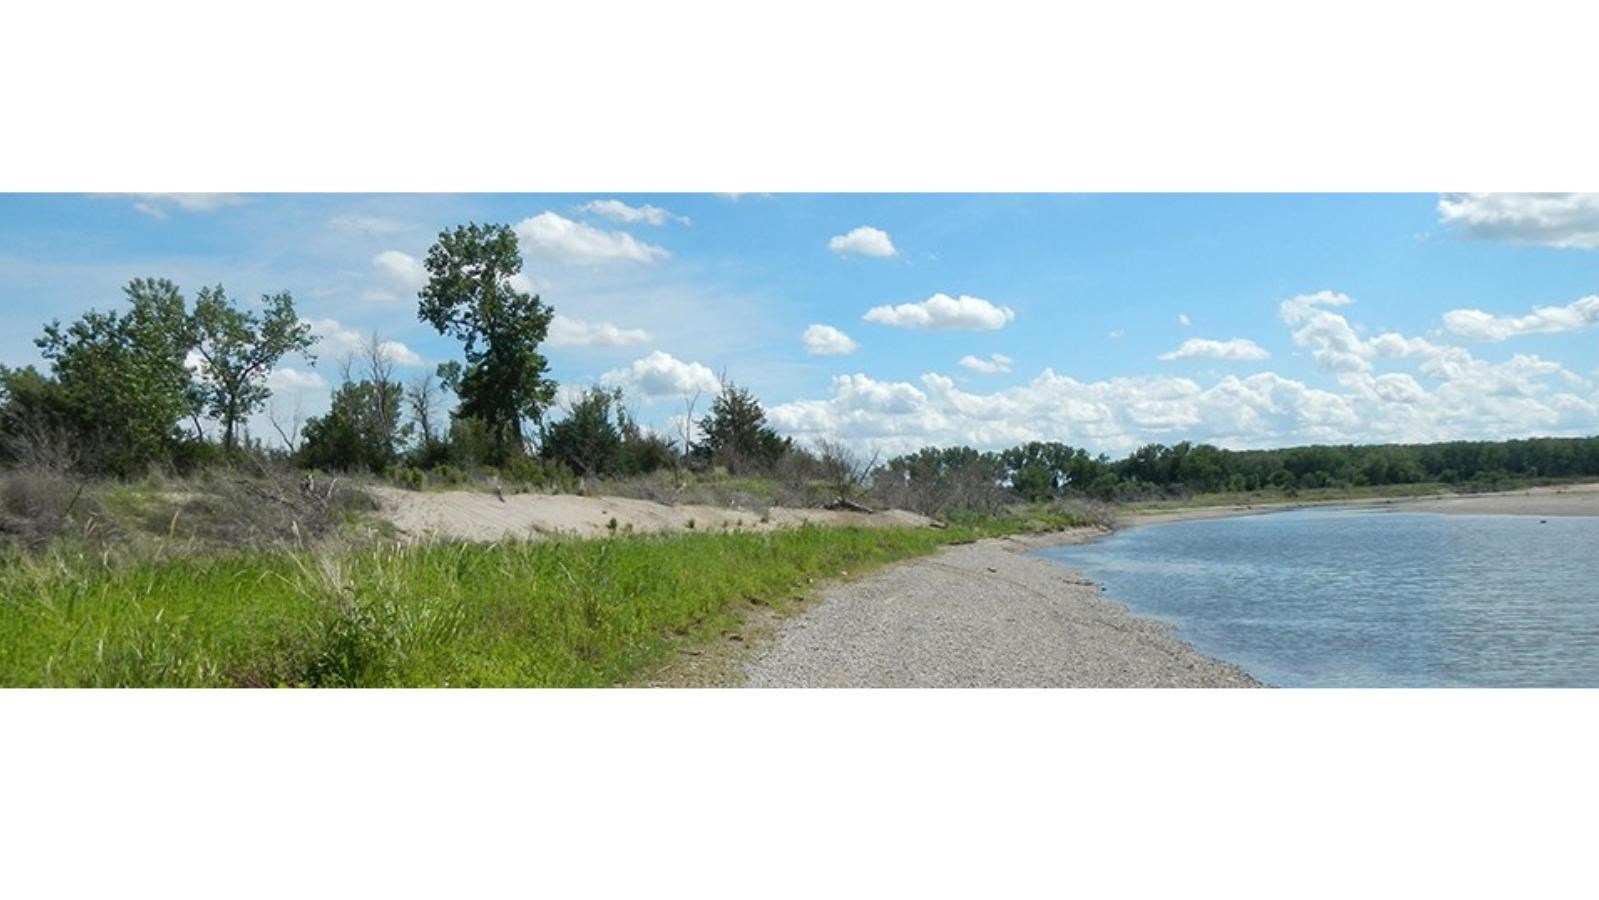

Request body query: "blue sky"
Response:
[2, 192, 1598, 456]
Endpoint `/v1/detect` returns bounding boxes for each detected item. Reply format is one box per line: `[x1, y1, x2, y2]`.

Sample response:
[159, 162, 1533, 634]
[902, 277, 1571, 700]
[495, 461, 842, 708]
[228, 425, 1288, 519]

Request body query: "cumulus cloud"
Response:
[958, 353, 1014, 374]
[828, 226, 898, 258]
[579, 199, 689, 226]
[514, 212, 670, 265]
[371, 250, 427, 291]
[600, 351, 720, 399]
[766, 289, 1599, 457]
[303, 318, 423, 366]
[802, 324, 859, 356]
[1159, 338, 1270, 362]
[864, 293, 1015, 331]
[121, 193, 246, 218]
[1437, 193, 1599, 249]
[1440, 294, 1599, 341]
[547, 314, 651, 348]
[331, 214, 413, 236]
[267, 367, 328, 392]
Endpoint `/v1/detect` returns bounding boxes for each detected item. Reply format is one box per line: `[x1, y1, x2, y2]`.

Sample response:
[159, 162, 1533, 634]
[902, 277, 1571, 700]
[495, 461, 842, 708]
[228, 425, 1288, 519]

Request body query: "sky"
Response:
[2, 192, 1598, 458]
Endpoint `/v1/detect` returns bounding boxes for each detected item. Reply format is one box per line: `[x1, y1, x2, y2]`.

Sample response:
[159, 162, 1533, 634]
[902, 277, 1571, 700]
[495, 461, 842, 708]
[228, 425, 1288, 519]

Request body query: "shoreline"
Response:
[1113, 480, 1599, 529]
[699, 527, 1260, 688]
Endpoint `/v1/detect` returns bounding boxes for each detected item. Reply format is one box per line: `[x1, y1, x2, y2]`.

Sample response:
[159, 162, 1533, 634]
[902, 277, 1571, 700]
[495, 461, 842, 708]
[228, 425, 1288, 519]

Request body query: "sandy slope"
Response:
[371, 486, 931, 542]
[1397, 482, 1599, 517]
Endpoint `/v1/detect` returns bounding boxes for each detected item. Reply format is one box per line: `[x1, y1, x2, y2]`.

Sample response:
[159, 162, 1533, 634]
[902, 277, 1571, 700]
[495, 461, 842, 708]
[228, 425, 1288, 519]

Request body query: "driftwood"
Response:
[824, 498, 877, 514]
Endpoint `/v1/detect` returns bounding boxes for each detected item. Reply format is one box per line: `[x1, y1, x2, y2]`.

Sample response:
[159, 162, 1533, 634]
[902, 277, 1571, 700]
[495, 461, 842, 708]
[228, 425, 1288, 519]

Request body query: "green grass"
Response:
[0, 514, 1082, 688]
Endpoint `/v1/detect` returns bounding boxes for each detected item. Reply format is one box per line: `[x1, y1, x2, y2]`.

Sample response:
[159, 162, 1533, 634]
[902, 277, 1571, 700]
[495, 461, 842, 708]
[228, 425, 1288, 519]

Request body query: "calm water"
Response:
[1035, 508, 1599, 687]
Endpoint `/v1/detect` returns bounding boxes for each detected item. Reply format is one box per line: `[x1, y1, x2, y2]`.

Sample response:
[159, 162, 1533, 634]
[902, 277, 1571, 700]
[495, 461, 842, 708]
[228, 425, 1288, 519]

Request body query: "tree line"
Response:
[0, 222, 794, 485]
[4, 220, 1597, 508]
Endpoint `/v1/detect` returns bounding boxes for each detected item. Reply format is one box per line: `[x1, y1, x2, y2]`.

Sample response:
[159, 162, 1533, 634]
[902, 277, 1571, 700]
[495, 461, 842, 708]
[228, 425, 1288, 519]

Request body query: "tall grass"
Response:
[0, 524, 1012, 687]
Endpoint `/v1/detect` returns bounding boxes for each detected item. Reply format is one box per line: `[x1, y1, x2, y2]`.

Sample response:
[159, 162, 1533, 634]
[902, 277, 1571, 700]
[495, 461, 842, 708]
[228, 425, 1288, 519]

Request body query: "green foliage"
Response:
[299, 380, 410, 473]
[31, 279, 197, 475]
[693, 378, 790, 474]
[541, 387, 624, 477]
[417, 223, 556, 462]
[0, 525, 974, 687]
[500, 455, 576, 492]
[190, 285, 315, 453]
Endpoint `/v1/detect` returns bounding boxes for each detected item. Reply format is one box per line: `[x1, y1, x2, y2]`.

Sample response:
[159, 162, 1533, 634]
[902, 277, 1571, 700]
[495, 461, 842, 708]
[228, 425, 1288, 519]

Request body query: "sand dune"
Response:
[372, 486, 932, 542]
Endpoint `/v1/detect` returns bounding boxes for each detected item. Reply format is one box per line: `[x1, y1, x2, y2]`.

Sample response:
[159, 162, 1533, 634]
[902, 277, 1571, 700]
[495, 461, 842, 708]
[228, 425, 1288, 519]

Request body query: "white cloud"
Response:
[371, 250, 427, 292]
[121, 193, 246, 218]
[828, 225, 898, 258]
[267, 367, 328, 392]
[1177, 313, 1192, 327]
[1437, 193, 1599, 249]
[514, 212, 669, 265]
[958, 353, 1014, 374]
[330, 214, 413, 236]
[1440, 294, 1599, 341]
[303, 318, 423, 366]
[600, 351, 720, 399]
[547, 314, 651, 348]
[1107, 329, 1125, 339]
[766, 289, 1599, 458]
[578, 199, 689, 226]
[864, 293, 1015, 331]
[802, 324, 859, 356]
[1159, 337, 1270, 362]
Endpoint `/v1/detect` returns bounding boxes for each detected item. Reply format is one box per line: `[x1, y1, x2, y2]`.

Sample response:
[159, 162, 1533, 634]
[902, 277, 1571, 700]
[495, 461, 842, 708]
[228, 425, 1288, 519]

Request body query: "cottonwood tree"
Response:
[417, 223, 556, 463]
[189, 285, 316, 454]
[32, 278, 197, 474]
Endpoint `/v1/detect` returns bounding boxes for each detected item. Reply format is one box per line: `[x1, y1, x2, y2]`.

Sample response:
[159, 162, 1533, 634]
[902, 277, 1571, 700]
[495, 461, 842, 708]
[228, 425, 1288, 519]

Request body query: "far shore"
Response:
[1116, 480, 1599, 529]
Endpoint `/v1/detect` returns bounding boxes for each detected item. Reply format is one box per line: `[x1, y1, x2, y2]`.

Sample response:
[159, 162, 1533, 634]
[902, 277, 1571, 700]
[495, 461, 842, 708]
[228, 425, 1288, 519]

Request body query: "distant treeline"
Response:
[878, 435, 1599, 507]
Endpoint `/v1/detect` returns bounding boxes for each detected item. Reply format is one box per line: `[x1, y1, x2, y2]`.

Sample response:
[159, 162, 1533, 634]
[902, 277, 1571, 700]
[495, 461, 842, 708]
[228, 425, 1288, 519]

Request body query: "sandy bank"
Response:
[1394, 482, 1599, 517]
[1113, 480, 1599, 528]
[721, 529, 1259, 688]
[371, 486, 932, 542]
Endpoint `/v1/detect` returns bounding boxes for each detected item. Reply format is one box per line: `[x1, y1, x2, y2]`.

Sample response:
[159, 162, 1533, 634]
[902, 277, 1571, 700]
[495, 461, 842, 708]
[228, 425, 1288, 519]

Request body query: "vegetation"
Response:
[189, 286, 315, 453]
[417, 222, 556, 464]
[0, 521, 1071, 688]
[875, 436, 1599, 514]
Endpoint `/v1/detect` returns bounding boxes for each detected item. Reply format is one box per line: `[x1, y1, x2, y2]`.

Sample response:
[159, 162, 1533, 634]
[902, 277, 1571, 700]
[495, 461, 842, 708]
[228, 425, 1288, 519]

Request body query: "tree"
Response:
[190, 285, 316, 453]
[297, 335, 411, 473]
[417, 223, 556, 463]
[34, 278, 197, 474]
[692, 377, 790, 473]
[0, 365, 78, 471]
[540, 387, 624, 477]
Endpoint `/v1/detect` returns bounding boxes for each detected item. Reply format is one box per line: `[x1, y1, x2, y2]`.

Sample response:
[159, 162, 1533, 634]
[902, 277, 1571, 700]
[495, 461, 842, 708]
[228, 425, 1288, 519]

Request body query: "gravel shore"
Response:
[738, 531, 1260, 688]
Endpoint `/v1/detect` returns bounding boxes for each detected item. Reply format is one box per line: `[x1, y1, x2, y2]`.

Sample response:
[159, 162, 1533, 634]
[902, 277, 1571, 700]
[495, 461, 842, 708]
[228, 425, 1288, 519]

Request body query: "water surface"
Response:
[1034, 508, 1599, 687]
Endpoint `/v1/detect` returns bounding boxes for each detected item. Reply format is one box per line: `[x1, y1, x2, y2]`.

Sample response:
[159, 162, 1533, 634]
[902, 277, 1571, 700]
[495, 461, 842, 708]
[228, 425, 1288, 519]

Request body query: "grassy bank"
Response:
[0, 509, 1085, 687]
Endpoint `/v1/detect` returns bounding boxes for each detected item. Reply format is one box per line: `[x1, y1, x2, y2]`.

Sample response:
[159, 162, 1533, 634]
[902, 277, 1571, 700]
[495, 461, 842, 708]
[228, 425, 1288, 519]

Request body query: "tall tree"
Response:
[34, 278, 196, 474]
[417, 223, 556, 462]
[190, 285, 316, 453]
